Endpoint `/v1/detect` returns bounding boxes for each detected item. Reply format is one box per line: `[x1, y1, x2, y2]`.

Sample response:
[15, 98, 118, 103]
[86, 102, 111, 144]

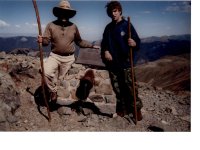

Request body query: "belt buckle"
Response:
[67, 53, 73, 56]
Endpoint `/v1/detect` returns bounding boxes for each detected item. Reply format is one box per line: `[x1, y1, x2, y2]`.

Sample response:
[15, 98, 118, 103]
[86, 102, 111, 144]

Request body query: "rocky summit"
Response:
[0, 52, 190, 131]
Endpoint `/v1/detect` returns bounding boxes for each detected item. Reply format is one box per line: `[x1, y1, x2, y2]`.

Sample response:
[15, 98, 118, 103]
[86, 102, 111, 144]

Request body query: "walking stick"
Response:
[32, 0, 51, 122]
[128, 16, 137, 125]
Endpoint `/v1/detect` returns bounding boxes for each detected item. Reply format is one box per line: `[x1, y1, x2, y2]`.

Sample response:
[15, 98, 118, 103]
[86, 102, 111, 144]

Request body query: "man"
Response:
[101, 1, 143, 121]
[38, 0, 99, 102]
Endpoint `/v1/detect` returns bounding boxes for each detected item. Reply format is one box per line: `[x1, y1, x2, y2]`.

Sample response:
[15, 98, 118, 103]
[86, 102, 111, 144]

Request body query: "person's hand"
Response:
[128, 38, 136, 47]
[37, 35, 43, 43]
[105, 51, 112, 61]
[92, 45, 101, 49]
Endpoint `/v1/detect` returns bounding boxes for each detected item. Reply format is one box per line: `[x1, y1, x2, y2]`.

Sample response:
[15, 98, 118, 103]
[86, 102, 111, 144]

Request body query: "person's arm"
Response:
[37, 23, 51, 46]
[104, 50, 112, 61]
[128, 23, 140, 50]
[101, 26, 112, 61]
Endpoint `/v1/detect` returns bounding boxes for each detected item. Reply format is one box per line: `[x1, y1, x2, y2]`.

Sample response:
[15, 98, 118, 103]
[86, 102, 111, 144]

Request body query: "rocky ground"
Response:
[0, 52, 191, 131]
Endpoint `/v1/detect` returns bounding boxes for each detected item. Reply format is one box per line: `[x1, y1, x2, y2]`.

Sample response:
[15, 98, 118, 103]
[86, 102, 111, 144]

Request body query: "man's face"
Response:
[111, 8, 121, 22]
[58, 15, 68, 23]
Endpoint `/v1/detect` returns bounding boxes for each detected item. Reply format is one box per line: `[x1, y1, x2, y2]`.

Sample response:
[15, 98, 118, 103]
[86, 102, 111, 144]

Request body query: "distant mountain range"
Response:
[135, 34, 191, 64]
[0, 34, 191, 64]
[141, 34, 190, 43]
[0, 36, 50, 53]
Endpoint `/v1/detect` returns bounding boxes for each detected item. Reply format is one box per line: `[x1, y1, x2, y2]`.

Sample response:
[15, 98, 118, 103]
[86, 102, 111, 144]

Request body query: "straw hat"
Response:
[53, 0, 76, 18]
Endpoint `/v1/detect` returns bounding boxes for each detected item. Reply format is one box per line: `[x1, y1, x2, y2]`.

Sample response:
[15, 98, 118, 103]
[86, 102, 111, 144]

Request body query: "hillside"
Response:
[0, 52, 190, 131]
[135, 54, 190, 91]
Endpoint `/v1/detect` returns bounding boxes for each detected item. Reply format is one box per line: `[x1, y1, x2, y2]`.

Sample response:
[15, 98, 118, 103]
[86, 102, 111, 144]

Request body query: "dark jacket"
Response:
[101, 19, 140, 71]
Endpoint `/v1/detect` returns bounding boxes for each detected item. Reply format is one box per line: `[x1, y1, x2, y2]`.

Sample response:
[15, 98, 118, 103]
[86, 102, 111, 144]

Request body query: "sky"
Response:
[0, 0, 191, 41]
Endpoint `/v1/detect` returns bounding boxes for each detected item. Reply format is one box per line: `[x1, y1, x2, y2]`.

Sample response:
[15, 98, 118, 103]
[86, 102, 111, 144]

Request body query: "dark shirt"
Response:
[101, 19, 140, 71]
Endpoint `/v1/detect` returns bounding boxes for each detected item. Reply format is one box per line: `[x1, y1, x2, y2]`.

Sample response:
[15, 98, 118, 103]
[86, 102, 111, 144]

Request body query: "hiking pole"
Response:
[32, 0, 51, 122]
[128, 16, 137, 125]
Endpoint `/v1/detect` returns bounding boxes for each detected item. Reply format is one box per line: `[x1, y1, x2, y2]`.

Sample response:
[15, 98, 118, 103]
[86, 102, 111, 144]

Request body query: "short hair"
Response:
[106, 1, 122, 17]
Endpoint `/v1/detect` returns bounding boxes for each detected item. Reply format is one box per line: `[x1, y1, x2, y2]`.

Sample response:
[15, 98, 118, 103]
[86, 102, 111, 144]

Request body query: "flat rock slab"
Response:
[75, 48, 105, 67]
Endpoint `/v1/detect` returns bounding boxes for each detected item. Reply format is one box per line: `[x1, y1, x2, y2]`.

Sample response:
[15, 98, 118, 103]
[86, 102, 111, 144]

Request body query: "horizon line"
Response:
[0, 33, 191, 40]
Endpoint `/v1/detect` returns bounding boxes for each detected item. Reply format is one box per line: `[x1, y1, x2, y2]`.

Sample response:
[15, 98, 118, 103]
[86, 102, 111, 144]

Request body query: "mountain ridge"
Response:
[0, 34, 191, 66]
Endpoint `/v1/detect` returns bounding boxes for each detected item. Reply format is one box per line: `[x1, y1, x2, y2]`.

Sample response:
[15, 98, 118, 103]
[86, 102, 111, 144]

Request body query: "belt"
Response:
[52, 52, 74, 56]
[63, 53, 74, 56]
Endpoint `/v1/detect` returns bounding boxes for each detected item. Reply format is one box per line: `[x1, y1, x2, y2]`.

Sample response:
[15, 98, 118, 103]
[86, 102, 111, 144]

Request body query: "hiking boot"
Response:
[50, 92, 57, 102]
[117, 111, 126, 117]
[128, 110, 143, 122]
[137, 110, 143, 121]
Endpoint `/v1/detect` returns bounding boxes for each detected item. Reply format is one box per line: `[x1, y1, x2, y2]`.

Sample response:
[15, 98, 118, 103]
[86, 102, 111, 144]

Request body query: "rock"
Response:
[94, 102, 116, 114]
[57, 107, 72, 115]
[104, 95, 116, 104]
[0, 122, 10, 131]
[94, 77, 101, 86]
[89, 94, 104, 103]
[68, 68, 80, 75]
[96, 70, 110, 79]
[171, 106, 178, 115]
[95, 83, 113, 95]
[0, 70, 21, 130]
[57, 86, 70, 98]
[71, 63, 84, 69]
[77, 114, 87, 122]
[161, 120, 170, 125]
[180, 115, 190, 122]
[112, 113, 118, 118]
[0, 109, 6, 122]
[60, 80, 69, 89]
[6, 114, 18, 123]
[0, 51, 6, 59]
[82, 108, 93, 116]
[56, 98, 77, 106]
[69, 80, 78, 87]
[70, 89, 77, 100]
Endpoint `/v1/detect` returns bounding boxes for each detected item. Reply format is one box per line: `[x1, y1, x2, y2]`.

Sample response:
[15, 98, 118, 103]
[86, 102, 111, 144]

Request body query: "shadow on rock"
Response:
[69, 100, 113, 118]
[26, 85, 112, 120]
[32, 86, 61, 120]
[147, 125, 164, 132]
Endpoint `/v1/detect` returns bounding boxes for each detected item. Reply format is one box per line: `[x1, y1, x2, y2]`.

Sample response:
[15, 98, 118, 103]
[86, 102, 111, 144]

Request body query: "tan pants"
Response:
[44, 52, 75, 92]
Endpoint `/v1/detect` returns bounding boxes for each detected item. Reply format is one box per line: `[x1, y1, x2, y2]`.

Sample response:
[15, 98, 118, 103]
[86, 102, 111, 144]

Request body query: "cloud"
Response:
[165, 2, 191, 13]
[25, 22, 46, 32]
[25, 22, 36, 27]
[0, 19, 10, 28]
[25, 22, 46, 31]
[15, 25, 21, 28]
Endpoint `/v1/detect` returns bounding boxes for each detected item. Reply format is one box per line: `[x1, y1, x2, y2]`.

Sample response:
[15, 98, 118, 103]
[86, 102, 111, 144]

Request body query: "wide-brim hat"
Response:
[53, 0, 76, 18]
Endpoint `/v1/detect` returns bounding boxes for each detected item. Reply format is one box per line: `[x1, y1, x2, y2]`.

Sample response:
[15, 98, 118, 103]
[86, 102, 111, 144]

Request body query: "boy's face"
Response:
[111, 8, 122, 22]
